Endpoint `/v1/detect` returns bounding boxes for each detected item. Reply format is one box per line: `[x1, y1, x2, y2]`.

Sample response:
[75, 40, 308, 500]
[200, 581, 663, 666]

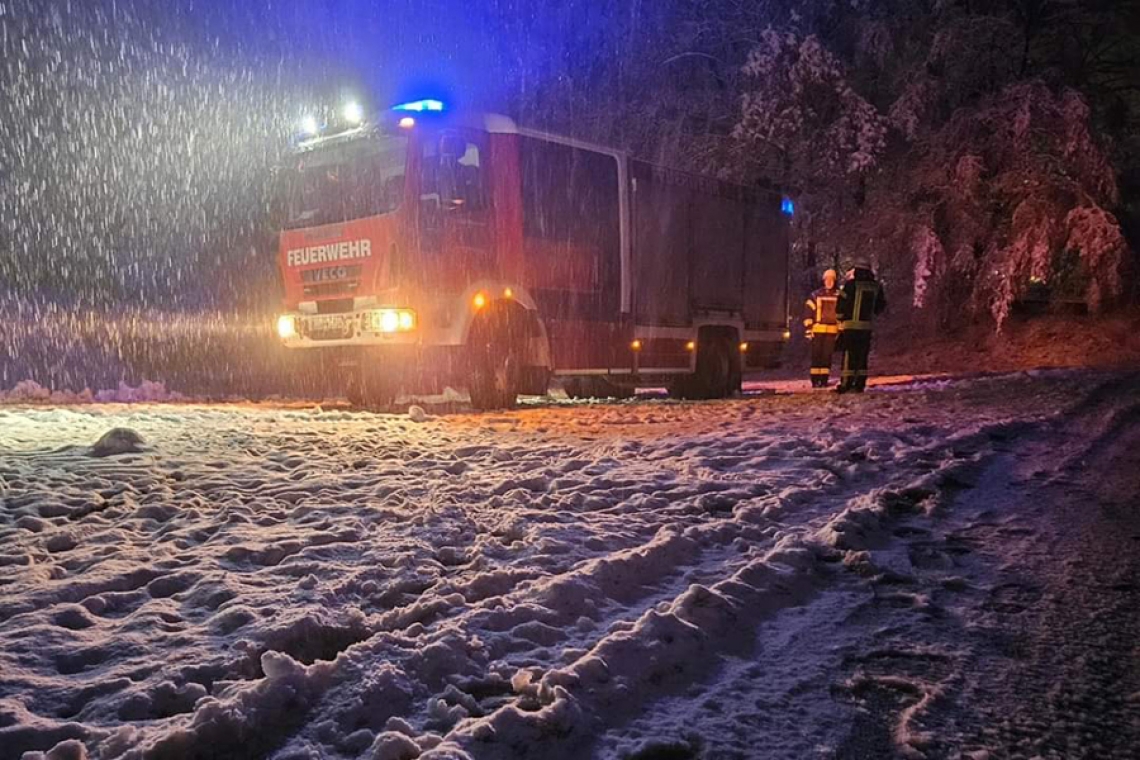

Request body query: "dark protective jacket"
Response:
[836, 268, 886, 332]
[803, 286, 841, 338]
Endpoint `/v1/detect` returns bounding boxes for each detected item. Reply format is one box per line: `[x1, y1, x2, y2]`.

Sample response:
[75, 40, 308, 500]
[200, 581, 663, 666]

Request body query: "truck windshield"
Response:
[280, 133, 407, 229]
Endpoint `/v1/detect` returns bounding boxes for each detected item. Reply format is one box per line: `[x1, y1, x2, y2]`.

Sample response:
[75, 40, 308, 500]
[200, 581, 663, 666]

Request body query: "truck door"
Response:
[518, 136, 624, 372]
[418, 129, 494, 289]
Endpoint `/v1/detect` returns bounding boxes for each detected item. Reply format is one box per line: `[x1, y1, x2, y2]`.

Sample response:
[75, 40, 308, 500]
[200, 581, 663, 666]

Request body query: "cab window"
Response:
[281, 133, 407, 229]
[420, 130, 486, 212]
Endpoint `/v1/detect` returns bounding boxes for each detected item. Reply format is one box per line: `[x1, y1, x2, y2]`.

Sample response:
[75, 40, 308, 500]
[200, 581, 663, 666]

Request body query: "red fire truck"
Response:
[275, 100, 790, 409]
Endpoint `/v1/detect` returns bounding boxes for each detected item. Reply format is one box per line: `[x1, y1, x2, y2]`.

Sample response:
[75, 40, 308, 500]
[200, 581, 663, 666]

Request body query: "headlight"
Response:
[369, 309, 416, 333]
[277, 314, 298, 340]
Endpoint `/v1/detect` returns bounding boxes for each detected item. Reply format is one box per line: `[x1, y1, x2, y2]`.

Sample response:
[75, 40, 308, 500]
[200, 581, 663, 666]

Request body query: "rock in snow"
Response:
[408, 405, 428, 423]
[88, 427, 145, 457]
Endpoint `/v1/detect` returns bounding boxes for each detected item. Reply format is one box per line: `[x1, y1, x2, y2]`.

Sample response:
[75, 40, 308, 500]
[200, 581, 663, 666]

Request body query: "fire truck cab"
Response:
[275, 100, 790, 409]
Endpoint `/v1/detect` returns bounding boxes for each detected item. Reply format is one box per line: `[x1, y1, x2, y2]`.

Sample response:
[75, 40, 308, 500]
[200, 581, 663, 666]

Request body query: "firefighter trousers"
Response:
[810, 333, 838, 387]
[838, 330, 873, 392]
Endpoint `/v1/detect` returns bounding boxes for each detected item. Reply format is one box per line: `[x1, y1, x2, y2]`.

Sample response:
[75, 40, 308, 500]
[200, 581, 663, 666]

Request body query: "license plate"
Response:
[305, 314, 354, 338]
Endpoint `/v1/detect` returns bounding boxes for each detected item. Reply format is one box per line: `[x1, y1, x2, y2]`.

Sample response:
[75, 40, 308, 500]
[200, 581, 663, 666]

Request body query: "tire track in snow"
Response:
[427, 422, 1022, 759]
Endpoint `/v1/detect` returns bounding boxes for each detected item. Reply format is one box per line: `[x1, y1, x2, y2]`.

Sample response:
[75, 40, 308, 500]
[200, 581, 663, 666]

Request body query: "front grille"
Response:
[316, 298, 355, 314]
[304, 281, 360, 298]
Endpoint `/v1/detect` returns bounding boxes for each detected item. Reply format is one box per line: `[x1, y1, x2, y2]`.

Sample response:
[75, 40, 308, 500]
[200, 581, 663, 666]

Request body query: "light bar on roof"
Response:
[343, 101, 364, 125]
[392, 99, 445, 113]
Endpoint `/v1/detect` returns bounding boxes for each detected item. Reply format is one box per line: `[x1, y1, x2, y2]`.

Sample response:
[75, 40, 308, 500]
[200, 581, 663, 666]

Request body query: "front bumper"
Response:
[277, 308, 419, 348]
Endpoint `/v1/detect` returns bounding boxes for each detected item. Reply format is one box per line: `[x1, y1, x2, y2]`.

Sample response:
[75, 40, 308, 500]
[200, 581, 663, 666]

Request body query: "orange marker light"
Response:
[685, 340, 696, 351]
[473, 292, 487, 310]
[504, 287, 513, 299]
[631, 339, 642, 351]
[739, 342, 749, 352]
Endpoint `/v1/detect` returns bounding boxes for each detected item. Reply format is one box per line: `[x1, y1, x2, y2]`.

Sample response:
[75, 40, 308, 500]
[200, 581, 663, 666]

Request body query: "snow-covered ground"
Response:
[2, 370, 1139, 760]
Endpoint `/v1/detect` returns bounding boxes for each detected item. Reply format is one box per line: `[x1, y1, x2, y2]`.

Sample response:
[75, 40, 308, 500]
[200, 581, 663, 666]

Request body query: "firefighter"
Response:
[835, 262, 887, 393]
[803, 269, 841, 387]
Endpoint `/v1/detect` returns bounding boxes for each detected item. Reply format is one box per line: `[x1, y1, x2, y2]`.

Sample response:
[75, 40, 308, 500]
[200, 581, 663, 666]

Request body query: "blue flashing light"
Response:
[781, 196, 796, 216]
[392, 99, 445, 113]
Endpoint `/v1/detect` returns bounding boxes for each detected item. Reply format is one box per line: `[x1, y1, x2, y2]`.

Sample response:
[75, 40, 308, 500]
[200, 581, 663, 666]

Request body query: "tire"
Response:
[723, 339, 744, 395]
[347, 364, 397, 409]
[669, 335, 739, 400]
[468, 311, 524, 411]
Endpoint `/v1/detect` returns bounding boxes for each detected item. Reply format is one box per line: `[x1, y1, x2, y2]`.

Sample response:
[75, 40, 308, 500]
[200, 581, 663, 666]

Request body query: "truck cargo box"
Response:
[630, 160, 788, 330]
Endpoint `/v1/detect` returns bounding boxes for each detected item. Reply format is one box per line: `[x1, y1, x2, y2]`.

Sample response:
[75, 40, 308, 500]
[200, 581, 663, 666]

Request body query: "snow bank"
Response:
[441, 537, 823, 757]
[0, 379, 180, 405]
[119, 651, 335, 759]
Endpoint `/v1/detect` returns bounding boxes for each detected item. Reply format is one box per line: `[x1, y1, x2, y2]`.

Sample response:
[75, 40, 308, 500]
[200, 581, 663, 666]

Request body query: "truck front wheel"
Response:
[468, 310, 524, 411]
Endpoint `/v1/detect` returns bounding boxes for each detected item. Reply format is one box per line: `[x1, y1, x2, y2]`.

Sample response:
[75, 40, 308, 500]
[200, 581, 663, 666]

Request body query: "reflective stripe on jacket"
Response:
[836, 269, 886, 332]
[803, 287, 841, 335]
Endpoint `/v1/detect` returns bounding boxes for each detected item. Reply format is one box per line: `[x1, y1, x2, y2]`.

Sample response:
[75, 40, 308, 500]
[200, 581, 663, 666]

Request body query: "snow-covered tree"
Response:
[725, 4, 1134, 330]
[734, 31, 887, 184]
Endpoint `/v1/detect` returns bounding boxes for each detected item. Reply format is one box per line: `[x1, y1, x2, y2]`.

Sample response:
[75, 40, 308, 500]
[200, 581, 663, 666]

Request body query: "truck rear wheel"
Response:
[703, 334, 742, 398]
[468, 310, 524, 411]
[670, 334, 740, 400]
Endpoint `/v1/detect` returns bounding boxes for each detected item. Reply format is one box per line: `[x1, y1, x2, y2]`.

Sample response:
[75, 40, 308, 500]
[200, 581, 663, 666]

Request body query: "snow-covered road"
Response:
[2, 371, 1138, 760]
